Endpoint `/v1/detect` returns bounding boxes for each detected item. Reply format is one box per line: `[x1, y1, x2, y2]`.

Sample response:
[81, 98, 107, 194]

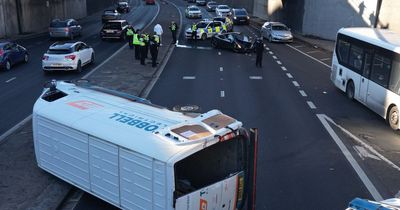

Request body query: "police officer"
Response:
[255, 37, 264, 68]
[139, 34, 146, 65]
[191, 23, 197, 41]
[143, 33, 150, 59]
[133, 29, 141, 60]
[126, 26, 134, 49]
[169, 21, 178, 44]
[149, 34, 159, 67]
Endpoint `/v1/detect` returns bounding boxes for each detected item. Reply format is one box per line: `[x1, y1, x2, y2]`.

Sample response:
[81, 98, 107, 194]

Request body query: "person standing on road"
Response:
[149, 34, 159, 67]
[255, 38, 264, 68]
[191, 23, 197, 41]
[169, 21, 178, 44]
[126, 26, 134, 49]
[139, 35, 146, 65]
[153, 23, 163, 46]
[143, 33, 150, 59]
[133, 29, 141, 60]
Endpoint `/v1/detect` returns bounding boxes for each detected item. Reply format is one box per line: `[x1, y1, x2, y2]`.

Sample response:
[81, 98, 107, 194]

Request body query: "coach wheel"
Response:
[389, 106, 399, 131]
[346, 80, 355, 100]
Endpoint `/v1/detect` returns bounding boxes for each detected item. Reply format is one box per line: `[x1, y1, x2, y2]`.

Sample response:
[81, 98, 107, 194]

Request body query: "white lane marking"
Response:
[276, 60, 282, 65]
[249, 76, 263, 80]
[183, 76, 195, 79]
[320, 58, 331, 61]
[220, 91, 225, 97]
[292, 81, 300, 87]
[317, 114, 383, 201]
[325, 116, 400, 173]
[293, 45, 304, 48]
[0, 115, 32, 144]
[299, 90, 307, 97]
[219, 67, 223, 71]
[266, 47, 270, 50]
[354, 146, 381, 161]
[286, 73, 293, 79]
[286, 44, 330, 68]
[306, 101, 316, 109]
[218, 51, 221, 55]
[269, 51, 273, 55]
[175, 44, 213, 50]
[272, 55, 277, 59]
[5, 77, 16, 83]
[281, 66, 287, 71]
[306, 50, 319, 54]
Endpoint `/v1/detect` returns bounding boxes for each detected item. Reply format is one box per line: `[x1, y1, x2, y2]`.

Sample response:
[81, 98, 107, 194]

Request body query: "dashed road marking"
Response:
[220, 90, 225, 97]
[299, 90, 307, 97]
[218, 51, 221, 55]
[286, 73, 293, 79]
[182, 76, 195, 79]
[286, 44, 330, 68]
[272, 55, 277, 59]
[281, 66, 287, 71]
[5, 77, 16, 83]
[269, 51, 273, 55]
[320, 58, 331, 61]
[266, 47, 270, 50]
[277, 60, 282, 65]
[219, 67, 223, 71]
[292, 81, 300, 87]
[249, 76, 263, 80]
[306, 50, 319, 54]
[293, 45, 304, 48]
[306, 101, 316, 109]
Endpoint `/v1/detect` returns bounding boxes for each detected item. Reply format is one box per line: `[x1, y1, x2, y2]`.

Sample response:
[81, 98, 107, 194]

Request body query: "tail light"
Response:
[65, 55, 76, 60]
[42, 55, 49, 60]
[219, 132, 236, 142]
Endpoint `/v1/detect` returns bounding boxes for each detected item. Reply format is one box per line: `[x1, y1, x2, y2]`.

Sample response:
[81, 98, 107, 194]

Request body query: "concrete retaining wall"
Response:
[86, 0, 114, 15]
[0, 0, 20, 37]
[216, 0, 254, 15]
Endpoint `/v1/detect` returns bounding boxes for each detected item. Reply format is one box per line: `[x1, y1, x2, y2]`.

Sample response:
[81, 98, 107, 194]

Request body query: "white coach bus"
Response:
[32, 80, 257, 210]
[331, 27, 400, 130]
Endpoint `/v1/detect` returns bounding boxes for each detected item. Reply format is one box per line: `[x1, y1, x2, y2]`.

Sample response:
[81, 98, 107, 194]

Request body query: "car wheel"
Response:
[268, 35, 272, 43]
[90, 53, 95, 64]
[201, 33, 206, 40]
[346, 80, 355, 100]
[76, 60, 82, 73]
[24, 53, 29, 63]
[388, 106, 400, 131]
[5, 60, 11, 70]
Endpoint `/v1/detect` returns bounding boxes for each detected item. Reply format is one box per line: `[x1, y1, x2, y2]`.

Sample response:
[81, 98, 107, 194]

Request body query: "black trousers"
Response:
[150, 48, 158, 67]
[256, 52, 263, 67]
[172, 31, 177, 43]
[191, 31, 197, 40]
[140, 45, 146, 65]
[134, 45, 140, 60]
[127, 36, 133, 49]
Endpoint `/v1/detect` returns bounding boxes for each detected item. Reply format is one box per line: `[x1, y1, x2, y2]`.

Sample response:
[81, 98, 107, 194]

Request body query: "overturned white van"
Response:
[32, 80, 257, 210]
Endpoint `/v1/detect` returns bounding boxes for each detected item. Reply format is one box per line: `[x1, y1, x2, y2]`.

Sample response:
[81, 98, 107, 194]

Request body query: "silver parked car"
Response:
[261, 22, 293, 43]
[49, 19, 82, 40]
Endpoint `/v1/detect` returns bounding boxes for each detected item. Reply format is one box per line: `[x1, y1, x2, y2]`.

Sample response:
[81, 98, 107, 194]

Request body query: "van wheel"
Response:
[388, 106, 400, 130]
[201, 33, 206, 40]
[76, 60, 82, 73]
[5, 60, 11, 70]
[346, 80, 355, 100]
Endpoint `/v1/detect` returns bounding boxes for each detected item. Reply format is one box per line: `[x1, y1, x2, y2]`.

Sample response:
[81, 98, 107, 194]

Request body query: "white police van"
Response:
[33, 80, 257, 210]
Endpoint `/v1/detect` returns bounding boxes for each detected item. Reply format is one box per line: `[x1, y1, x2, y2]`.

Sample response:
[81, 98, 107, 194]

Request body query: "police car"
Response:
[185, 20, 226, 40]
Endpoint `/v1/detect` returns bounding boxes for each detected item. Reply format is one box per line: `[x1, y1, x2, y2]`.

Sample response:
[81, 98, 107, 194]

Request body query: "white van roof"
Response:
[338, 27, 400, 54]
[33, 81, 242, 162]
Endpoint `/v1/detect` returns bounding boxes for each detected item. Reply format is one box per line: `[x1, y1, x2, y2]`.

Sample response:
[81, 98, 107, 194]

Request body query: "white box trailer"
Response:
[32, 80, 257, 210]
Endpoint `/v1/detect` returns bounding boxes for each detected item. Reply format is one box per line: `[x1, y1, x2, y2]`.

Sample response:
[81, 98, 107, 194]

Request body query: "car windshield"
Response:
[50, 21, 67, 27]
[189, 7, 199, 11]
[118, 2, 127, 6]
[235, 10, 247, 15]
[272, 25, 288, 31]
[196, 22, 208, 28]
[218, 5, 230, 10]
[47, 49, 72, 54]
[208, 2, 216, 5]
[104, 10, 116, 14]
[232, 33, 249, 42]
[103, 22, 121, 29]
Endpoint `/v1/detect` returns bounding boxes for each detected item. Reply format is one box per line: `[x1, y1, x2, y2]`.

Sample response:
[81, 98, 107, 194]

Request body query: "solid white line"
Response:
[219, 67, 223, 71]
[306, 50, 319, 54]
[0, 115, 32, 144]
[286, 44, 330, 69]
[220, 91, 225, 97]
[299, 90, 307, 97]
[292, 81, 300, 87]
[281, 66, 287, 71]
[320, 58, 331, 61]
[324, 116, 400, 173]
[249, 76, 263, 80]
[182, 76, 195, 79]
[5, 77, 16, 83]
[306, 101, 316, 109]
[269, 51, 273, 55]
[317, 114, 383, 201]
[293, 45, 304, 48]
[272, 55, 277, 59]
[286, 73, 293, 79]
[276, 60, 282, 65]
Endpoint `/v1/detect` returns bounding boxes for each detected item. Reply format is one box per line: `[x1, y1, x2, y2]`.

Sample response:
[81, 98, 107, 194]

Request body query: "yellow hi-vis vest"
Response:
[126, 28, 134, 36]
[153, 35, 160, 44]
[215, 26, 220, 33]
[199, 28, 205, 34]
[133, 34, 140, 45]
[207, 27, 212, 33]
[222, 24, 227, 31]
[192, 24, 197, 31]
[139, 37, 145, 46]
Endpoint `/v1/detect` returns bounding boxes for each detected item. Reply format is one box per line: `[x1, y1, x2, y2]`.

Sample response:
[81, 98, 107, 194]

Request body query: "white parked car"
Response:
[185, 5, 202, 19]
[215, 5, 231, 17]
[42, 41, 94, 73]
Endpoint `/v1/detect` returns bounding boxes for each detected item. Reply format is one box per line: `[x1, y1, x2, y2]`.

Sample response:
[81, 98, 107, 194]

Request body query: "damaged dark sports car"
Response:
[211, 32, 254, 53]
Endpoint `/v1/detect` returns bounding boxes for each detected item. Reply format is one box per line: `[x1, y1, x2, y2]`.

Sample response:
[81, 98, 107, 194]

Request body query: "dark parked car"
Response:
[211, 32, 254, 53]
[101, 9, 121, 23]
[116, 2, 130, 13]
[49, 19, 82, 39]
[0, 42, 29, 71]
[232, 8, 250, 25]
[100, 20, 130, 40]
[206, 1, 217, 11]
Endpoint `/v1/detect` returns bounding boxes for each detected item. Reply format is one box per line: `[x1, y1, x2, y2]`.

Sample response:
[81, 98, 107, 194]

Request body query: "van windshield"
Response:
[174, 135, 246, 198]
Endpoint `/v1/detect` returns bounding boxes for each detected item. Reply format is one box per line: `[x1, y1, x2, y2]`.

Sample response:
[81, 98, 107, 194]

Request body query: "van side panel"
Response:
[119, 149, 167, 210]
[89, 137, 120, 205]
[36, 116, 90, 190]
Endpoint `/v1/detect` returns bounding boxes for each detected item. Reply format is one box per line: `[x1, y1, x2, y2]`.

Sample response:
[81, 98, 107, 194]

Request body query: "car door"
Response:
[9, 44, 20, 64]
[80, 43, 91, 64]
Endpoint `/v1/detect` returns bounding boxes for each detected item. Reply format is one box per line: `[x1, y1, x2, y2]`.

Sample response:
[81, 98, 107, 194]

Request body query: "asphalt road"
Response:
[0, 0, 157, 135]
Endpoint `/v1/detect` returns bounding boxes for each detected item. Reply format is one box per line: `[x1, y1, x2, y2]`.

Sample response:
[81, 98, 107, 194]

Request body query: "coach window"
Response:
[337, 39, 350, 65]
[370, 54, 391, 88]
[348, 45, 363, 73]
[389, 56, 400, 94]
